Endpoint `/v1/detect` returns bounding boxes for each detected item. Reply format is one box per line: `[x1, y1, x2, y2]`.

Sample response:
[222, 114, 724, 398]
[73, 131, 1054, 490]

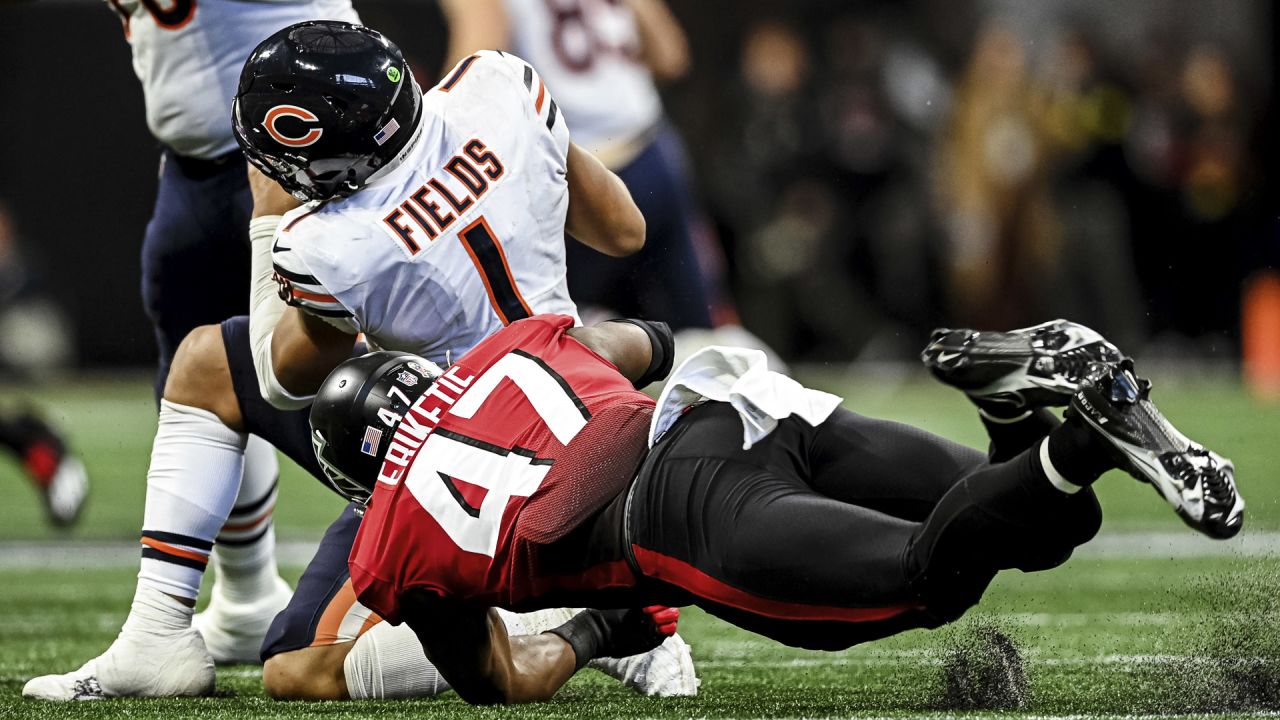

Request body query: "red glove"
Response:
[643, 605, 680, 637]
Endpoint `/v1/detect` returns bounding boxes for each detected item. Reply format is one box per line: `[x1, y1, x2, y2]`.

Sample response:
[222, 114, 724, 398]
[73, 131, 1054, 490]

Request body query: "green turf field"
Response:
[0, 372, 1278, 719]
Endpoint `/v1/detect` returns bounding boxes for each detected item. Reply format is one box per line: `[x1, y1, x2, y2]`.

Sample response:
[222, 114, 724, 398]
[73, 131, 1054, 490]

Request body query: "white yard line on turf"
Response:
[0, 530, 1276, 569]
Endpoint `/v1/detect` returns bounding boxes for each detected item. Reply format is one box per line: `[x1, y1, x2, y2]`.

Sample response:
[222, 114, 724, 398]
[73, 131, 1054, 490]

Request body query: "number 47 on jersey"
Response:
[382, 350, 590, 557]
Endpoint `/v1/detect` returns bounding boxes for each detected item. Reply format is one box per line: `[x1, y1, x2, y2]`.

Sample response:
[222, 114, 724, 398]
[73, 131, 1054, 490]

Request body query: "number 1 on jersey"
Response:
[458, 216, 532, 326]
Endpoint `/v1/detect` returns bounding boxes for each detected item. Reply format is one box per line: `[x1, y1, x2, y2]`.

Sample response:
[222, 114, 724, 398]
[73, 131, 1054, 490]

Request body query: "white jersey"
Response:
[502, 0, 662, 158]
[271, 51, 578, 364]
[106, 0, 359, 159]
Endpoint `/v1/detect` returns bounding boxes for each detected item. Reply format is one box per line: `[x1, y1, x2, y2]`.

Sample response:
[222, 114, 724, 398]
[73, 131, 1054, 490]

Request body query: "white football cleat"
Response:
[23, 626, 214, 700]
[192, 575, 293, 665]
[590, 633, 699, 697]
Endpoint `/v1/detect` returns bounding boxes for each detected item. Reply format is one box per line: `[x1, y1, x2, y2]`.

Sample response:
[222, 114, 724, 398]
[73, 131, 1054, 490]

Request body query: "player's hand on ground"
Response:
[247, 164, 303, 218]
[596, 605, 680, 659]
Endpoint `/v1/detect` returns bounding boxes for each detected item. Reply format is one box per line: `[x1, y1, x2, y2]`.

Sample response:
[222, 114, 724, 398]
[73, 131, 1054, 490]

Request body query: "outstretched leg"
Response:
[800, 409, 986, 521]
[627, 402, 1109, 651]
[803, 408, 1103, 571]
[24, 325, 245, 699]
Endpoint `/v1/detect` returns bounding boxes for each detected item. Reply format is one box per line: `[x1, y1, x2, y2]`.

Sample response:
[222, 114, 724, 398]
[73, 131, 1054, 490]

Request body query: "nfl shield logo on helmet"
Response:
[396, 370, 419, 387]
[360, 426, 383, 456]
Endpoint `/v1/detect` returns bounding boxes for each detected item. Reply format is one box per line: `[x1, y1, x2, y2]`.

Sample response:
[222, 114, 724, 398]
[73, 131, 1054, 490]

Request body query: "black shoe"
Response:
[922, 320, 1124, 411]
[1069, 360, 1243, 539]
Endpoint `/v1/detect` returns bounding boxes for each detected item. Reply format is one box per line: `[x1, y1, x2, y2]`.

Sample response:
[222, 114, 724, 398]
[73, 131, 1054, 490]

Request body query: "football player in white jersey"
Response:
[98, 0, 361, 665]
[24, 21, 696, 701]
[440, 0, 723, 331]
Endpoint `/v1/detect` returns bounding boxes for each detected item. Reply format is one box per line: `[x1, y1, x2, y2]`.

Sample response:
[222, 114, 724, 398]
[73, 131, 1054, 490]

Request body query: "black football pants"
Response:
[625, 402, 1102, 650]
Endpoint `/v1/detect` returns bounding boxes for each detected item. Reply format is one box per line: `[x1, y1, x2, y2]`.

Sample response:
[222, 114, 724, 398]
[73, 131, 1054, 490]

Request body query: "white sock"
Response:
[137, 400, 247, 602]
[1039, 438, 1083, 495]
[209, 434, 282, 604]
[343, 622, 449, 699]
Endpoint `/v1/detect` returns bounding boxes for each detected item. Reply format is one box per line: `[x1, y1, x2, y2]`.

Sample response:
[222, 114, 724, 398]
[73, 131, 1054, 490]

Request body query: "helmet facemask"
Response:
[311, 428, 374, 512]
[309, 352, 446, 509]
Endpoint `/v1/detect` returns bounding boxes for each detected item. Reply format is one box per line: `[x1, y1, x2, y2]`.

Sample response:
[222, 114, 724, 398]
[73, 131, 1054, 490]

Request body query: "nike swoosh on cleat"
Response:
[935, 351, 962, 363]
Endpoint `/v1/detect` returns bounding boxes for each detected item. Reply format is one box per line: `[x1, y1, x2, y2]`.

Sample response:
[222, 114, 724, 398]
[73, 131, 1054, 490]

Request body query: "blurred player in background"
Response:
[441, 0, 720, 332]
[90, 0, 362, 662]
[23, 21, 696, 701]
[0, 411, 87, 528]
[0, 201, 88, 528]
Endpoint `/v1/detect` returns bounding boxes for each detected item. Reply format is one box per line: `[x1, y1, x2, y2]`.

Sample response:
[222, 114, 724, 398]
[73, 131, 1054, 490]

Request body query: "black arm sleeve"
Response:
[544, 608, 668, 670]
[606, 318, 674, 390]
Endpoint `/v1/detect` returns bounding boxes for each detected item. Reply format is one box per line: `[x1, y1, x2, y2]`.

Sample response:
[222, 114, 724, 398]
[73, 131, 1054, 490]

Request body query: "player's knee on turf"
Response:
[163, 324, 244, 430]
[262, 645, 350, 701]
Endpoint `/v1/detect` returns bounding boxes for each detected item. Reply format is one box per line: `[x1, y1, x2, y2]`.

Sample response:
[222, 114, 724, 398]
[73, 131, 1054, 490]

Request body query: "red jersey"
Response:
[350, 315, 654, 623]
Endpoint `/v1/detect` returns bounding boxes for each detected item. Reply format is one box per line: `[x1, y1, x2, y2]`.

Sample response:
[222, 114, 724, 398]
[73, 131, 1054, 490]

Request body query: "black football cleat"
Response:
[1069, 360, 1243, 539]
[922, 320, 1124, 410]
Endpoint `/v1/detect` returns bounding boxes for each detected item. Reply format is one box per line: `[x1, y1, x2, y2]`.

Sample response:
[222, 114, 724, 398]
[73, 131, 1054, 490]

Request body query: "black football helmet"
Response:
[232, 20, 423, 202]
[310, 351, 442, 508]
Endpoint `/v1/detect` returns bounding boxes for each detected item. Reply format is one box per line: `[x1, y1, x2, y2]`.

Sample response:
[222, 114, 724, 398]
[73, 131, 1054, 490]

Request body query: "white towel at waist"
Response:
[648, 346, 843, 449]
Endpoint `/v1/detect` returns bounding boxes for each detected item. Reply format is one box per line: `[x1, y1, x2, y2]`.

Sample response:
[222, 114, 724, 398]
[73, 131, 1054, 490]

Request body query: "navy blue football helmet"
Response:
[232, 20, 423, 201]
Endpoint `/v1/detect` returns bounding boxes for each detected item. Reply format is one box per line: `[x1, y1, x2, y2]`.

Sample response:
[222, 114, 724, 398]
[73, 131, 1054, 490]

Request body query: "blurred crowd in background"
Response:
[0, 0, 1274, 370]
[679, 0, 1274, 362]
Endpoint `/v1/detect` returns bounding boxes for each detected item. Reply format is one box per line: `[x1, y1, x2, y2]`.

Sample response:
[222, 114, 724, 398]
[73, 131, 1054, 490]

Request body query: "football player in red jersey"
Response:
[306, 314, 1241, 704]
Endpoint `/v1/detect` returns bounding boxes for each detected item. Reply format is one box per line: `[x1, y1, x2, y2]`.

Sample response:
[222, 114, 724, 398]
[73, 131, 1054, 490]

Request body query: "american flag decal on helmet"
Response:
[374, 118, 401, 146]
[360, 426, 383, 456]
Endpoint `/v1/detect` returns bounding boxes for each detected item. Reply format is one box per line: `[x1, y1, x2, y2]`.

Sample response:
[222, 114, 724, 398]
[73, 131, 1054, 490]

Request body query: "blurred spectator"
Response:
[935, 24, 1055, 330]
[1030, 27, 1145, 349]
[711, 15, 949, 360]
[1124, 39, 1258, 353]
[0, 0, 1267, 366]
[705, 5, 1265, 361]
